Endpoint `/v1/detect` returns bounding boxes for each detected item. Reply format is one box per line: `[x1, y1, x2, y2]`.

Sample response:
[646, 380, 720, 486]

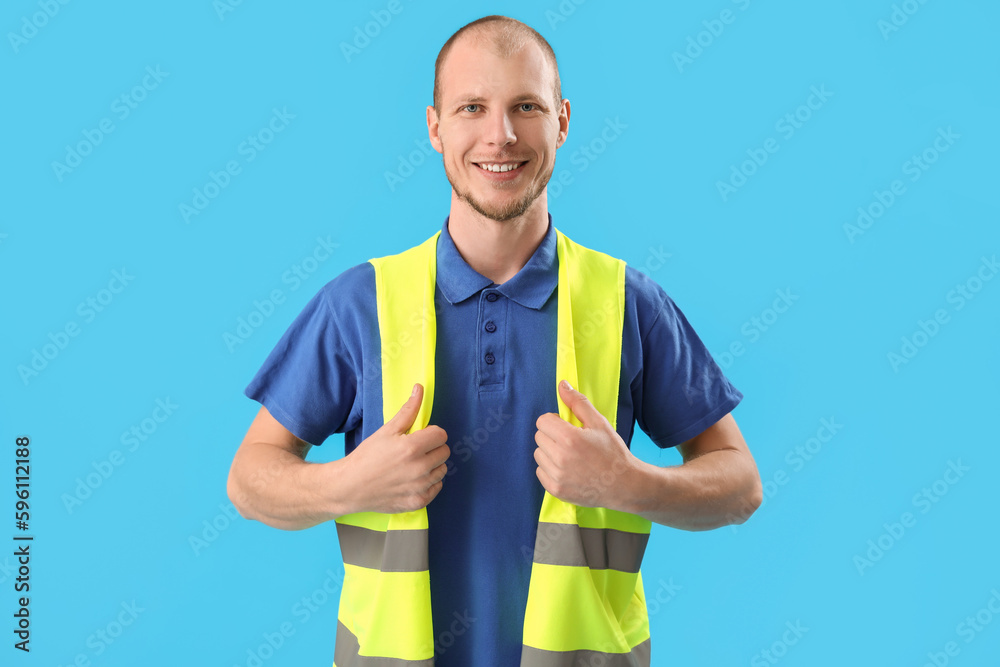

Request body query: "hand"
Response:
[533, 380, 639, 508]
[342, 383, 449, 514]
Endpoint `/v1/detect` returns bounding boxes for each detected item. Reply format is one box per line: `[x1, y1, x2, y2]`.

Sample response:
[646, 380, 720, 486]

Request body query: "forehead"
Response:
[439, 35, 554, 104]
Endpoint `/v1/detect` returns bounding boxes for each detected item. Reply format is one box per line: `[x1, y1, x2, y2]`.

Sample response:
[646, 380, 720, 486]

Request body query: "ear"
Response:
[426, 105, 443, 154]
[556, 98, 570, 148]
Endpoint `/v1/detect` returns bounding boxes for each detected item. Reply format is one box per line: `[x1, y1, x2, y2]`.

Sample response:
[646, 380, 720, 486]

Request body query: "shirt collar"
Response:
[436, 212, 558, 310]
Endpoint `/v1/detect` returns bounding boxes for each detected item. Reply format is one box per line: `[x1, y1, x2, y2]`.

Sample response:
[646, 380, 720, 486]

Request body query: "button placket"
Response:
[479, 290, 506, 387]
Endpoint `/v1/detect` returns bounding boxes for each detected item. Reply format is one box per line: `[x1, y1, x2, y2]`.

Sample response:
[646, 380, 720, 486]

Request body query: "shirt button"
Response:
[484, 321, 496, 333]
[484, 352, 495, 364]
[486, 292, 499, 302]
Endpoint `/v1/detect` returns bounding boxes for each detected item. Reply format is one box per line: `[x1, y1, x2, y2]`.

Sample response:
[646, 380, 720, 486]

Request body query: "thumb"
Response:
[558, 379, 604, 429]
[384, 383, 424, 435]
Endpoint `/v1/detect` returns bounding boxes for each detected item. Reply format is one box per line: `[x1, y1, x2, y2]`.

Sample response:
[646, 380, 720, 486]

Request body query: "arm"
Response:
[228, 384, 450, 531]
[227, 405, 343, 531]
[626, 412, 762, 531]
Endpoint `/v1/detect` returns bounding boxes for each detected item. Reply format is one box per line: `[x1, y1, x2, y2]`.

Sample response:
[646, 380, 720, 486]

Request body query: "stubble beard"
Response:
[444, 154, 554, 223]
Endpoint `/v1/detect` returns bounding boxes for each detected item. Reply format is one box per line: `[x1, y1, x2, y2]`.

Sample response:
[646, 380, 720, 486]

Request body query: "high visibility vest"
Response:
[333, 227, 653, 666]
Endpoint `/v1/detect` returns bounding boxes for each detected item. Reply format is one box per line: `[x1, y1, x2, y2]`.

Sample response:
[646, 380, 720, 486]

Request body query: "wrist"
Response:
[617, 458, 668, 516]
[310, 456, 358, 521]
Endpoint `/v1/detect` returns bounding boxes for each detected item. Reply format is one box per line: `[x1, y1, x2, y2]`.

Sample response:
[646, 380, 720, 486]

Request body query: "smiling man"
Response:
[228, 14, 761, 667]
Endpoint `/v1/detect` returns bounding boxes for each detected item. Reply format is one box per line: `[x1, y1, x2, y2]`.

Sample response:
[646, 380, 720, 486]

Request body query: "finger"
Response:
[384, 383, 424, 435]
[407, 425, 449, 458]
[533, 443, 558, 470]
[558, 380, 606, 429]
[533, 429, 557, 452]
[425, 479, 444, 504]
[535, 411, 573, 441]
[535, 465, 554, 493]
[431, 462, 449, 483]
[424, 442, 451, 467]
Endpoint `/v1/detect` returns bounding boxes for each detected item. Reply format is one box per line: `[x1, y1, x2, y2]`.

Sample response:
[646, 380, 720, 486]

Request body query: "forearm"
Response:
[620, 449, 762, 531]
[227, 442, 356, 531]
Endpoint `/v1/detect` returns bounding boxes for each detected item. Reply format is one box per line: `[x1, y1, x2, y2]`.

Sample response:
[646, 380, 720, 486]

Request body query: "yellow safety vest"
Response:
[333, 227, 653, 666]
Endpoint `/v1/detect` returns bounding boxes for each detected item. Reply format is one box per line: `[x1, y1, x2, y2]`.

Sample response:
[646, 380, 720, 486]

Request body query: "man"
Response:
[228, 14, 762, 667]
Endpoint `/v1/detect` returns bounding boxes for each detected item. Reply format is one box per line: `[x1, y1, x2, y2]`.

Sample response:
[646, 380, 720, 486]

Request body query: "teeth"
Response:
[477, 162, 522, 173]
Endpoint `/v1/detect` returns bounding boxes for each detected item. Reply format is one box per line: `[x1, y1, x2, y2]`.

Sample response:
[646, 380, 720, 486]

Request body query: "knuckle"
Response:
[407, 492, 426, 511]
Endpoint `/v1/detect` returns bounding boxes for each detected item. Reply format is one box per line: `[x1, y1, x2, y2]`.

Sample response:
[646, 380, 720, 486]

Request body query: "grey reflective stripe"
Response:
[520, 639, 651, 667]
[533, 523, 649, 573]
[335, 621, 434, 667]
[336, 524, 429, 572]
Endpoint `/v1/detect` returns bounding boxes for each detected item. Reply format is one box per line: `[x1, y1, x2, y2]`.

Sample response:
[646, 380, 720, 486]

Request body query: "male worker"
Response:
[228, 14, 762, 667]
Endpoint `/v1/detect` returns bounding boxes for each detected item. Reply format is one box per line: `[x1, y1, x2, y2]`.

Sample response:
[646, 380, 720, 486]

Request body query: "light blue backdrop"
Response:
[4, 1, 998, 665]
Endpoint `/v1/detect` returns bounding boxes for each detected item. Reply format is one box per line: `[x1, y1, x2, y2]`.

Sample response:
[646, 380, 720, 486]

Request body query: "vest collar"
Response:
[437, 212, 558, 310]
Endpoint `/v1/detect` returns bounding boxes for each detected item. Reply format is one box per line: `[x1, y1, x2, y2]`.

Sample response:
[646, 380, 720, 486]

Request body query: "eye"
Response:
[520, 103, 537, 111]
[462, 104, 479, 113]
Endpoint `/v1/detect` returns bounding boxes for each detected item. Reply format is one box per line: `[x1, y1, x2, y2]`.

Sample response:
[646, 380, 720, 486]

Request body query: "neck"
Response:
[446, 193, 549, 285]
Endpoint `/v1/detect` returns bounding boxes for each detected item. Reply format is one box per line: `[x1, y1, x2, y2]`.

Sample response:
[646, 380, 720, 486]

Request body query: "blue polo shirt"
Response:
[244, 213, 743, 666]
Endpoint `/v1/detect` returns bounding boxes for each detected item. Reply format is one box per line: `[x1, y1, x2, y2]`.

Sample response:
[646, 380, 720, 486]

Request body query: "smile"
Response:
[474, 161, 527, 173]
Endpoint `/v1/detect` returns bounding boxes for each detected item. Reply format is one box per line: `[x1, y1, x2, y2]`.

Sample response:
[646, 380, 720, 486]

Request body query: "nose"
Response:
[484, 109, 516, 148]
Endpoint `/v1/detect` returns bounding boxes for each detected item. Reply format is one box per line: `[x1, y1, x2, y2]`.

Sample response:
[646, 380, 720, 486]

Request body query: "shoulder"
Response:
[623, 265, 674, 341]
[311, 261, 377, 331]
[315, 261, 375, 306]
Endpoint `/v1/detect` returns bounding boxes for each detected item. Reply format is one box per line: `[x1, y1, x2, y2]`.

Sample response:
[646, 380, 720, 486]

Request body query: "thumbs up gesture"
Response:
[533, 380, 639, 509]
[343, 383, 450, 514]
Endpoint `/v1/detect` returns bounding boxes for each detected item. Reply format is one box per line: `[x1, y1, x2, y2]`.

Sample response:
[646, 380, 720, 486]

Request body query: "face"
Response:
[428, 36, 570, 223]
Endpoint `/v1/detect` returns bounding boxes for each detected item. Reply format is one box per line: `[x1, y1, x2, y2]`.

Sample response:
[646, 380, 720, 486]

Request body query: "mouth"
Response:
[473, 160, 528, 174]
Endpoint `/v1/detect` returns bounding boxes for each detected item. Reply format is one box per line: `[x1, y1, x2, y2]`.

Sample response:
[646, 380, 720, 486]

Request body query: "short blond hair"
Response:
[433, 15, 562, 113]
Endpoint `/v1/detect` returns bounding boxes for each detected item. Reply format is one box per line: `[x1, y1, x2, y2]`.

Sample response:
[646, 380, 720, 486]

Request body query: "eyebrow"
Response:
[457, 94, 545, 105]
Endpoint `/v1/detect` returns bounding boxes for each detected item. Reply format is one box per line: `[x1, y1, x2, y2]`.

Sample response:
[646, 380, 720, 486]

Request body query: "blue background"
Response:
[3, 1, 998, 665]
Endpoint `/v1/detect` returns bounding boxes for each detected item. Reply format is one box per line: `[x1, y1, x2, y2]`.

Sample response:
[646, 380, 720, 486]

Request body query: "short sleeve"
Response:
[635, 290, 743, 449]
[243, 286, 359, 446]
